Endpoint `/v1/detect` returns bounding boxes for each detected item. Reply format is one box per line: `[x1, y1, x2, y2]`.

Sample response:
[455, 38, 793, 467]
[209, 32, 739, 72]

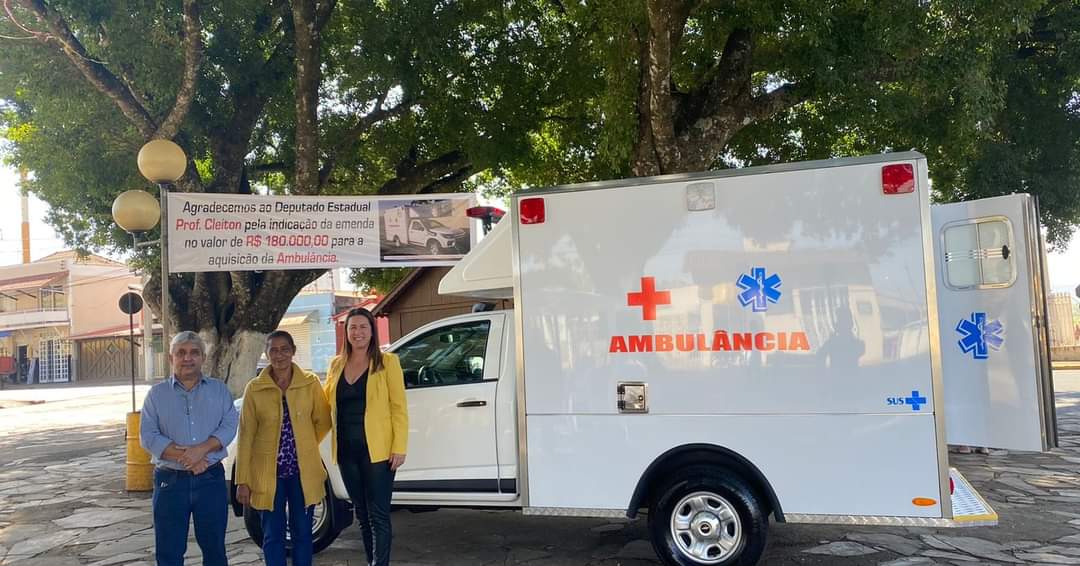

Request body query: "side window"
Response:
[396, 320, 491, 389]
[943, 217, 1016, 289]
[410, 220, 424, 231]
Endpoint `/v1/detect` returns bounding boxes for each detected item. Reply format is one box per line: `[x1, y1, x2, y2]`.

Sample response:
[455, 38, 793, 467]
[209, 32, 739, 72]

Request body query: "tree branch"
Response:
[417, 165, 474, 194]
[291, 0, 322, 195]
[745, 82, 808, 123]
[315, 0, 336, 31]
[17, 0, 157, 137]
[250, 161, 289, 174]
[318, 93, 416, 186]
[156, 0, 203, 139]
[377, 150, 471, 195]
[642, 0, 681, 172]
[208, 24, 293, 195]
[705, 28, 754, 112]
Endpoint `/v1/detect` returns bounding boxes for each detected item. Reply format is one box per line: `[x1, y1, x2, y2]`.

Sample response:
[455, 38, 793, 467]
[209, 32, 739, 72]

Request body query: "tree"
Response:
[0, 0, 578, 393]
[495, 1, 1080, 247]
[715, 0, 1080, 247]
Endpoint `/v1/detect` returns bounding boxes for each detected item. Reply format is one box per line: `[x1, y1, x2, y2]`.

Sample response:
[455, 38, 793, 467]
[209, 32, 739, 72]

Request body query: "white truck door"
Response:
[409, 219, 427, 247]
[391, 312, 504, 491]
[933, 194, 1057, 452]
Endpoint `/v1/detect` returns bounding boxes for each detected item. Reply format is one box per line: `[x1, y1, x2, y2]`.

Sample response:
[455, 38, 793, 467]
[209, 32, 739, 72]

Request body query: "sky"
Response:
[0, 165, 64, 263]
[1, 163, 1078, 299]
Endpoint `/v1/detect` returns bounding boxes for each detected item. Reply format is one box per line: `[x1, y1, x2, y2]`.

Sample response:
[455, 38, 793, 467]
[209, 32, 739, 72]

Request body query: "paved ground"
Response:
[2, 375, 1080, 565]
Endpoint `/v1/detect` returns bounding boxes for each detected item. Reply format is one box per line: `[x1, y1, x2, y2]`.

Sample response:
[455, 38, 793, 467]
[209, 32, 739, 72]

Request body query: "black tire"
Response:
[243, 480, 344, 555]
[427, 239, 442, 255]
[647, 466, 768, 566]
[392, 235, 401, 247]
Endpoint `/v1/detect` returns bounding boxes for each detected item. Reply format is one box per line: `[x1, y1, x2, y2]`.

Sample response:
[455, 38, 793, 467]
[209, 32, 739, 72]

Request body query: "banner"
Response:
[168, 193, 477, 272]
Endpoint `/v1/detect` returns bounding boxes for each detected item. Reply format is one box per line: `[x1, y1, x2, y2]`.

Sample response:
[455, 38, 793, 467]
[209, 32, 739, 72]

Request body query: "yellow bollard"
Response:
[126, 411, 153, 491]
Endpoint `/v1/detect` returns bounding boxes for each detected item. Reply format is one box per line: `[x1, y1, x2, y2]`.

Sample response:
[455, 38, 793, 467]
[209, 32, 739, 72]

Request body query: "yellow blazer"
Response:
[235, 363, 332, 511]
[324, 352, 408, 463]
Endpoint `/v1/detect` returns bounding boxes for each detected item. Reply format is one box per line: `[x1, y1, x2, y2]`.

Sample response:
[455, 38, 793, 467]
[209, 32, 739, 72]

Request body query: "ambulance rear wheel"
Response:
[648, 467, 767, 566]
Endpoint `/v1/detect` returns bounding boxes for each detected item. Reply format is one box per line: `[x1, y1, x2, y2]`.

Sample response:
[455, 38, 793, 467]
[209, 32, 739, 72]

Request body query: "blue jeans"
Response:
[260, 475, 314, 566]
[152, 463, 228, 566]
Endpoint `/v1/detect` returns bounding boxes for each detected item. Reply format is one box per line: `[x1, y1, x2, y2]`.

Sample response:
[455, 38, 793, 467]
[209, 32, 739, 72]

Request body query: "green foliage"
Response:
[0, 0, 584, 258]
[350, 266, 411, 296]
[2, 0, 1078, 259]
[717, 0, 1079, 246]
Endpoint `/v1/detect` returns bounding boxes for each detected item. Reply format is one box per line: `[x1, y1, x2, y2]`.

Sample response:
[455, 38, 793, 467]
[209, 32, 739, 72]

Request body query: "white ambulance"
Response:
[226, 152, 1057, 565]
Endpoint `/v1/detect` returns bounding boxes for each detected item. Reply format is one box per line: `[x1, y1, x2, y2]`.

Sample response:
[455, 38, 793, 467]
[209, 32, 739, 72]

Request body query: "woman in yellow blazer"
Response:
[324, 307, 408, 566]
[235, 331, 331, 566]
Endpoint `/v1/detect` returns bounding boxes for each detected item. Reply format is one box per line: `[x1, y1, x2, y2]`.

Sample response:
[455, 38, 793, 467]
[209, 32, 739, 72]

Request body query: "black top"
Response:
[337, 370, 368, 447]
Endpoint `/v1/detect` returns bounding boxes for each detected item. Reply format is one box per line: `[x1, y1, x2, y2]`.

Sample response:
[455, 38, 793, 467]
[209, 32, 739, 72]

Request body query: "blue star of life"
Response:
[956, 312, 1004, 360]
[737, 267, 782, 312]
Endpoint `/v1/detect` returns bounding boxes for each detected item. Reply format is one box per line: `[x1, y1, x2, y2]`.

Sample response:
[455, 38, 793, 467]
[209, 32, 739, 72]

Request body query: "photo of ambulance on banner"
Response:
[167, 193, 478, 272]
[378, 198, 472, 262]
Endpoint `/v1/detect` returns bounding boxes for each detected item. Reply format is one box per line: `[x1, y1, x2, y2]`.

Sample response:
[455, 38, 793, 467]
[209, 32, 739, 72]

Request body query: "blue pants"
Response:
[152, 464, 228, 566]
[260, 475, 314, 566]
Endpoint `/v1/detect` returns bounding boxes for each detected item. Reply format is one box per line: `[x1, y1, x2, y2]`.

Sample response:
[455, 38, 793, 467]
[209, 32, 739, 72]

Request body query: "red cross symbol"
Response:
[627, 276, 671, 321]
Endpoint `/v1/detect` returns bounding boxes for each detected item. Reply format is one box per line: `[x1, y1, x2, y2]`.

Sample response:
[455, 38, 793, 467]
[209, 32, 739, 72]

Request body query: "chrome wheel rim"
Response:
[283, 498, 326, 542]
[669, 491, 742, 564]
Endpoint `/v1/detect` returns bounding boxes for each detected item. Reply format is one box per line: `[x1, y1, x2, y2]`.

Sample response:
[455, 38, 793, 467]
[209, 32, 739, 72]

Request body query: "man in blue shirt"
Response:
[141, 331, 239, 566]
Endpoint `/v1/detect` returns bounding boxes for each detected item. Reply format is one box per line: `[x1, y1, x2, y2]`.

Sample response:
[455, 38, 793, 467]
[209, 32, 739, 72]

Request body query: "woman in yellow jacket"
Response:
[235, 331, 331, 566]
[325, 307, 408, 566]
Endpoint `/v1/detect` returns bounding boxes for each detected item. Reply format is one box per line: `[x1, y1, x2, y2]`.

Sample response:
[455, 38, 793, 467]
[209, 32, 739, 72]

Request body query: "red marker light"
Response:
[520, 198, 545, 224]
[882, 164, 915, 195]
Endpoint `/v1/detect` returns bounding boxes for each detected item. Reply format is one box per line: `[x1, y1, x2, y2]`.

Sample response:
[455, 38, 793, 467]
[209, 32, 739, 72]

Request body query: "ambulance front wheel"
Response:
[648, 466, 768, 566]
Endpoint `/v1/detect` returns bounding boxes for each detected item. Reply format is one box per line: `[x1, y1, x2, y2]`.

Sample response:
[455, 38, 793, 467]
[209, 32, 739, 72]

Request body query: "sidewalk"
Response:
[0, 380, 158, 405]
[2, 374, 1080, 564]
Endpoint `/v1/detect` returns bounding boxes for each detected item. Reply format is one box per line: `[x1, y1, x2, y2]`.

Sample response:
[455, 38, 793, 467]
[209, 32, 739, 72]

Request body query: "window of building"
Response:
[38, 286, 66, 310]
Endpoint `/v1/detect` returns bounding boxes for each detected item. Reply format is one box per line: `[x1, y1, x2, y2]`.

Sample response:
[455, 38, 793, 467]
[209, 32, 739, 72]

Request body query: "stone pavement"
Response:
[3, 376, 1080, 564]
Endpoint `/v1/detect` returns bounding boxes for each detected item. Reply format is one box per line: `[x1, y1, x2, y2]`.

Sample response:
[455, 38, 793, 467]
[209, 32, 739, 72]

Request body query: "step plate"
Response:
[785, 468, 997, 527]
[949, 468, 998, 526]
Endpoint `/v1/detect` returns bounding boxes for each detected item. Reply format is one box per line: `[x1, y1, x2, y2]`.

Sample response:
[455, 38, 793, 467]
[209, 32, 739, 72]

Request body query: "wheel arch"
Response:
[626, 443, 784, 522]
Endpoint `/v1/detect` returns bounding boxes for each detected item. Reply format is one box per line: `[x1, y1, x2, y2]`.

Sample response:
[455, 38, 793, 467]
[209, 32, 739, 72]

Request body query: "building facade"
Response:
[0, 251, 143, 384]
[372, 267, 513, 344]
[1049, 291, 1078, 348]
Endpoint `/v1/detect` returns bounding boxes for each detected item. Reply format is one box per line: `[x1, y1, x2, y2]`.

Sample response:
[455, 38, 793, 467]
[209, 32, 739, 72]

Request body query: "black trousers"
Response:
[338, 442, 395, 565]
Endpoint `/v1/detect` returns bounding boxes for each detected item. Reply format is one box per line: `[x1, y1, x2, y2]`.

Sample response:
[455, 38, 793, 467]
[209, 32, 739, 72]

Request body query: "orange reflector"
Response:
[912, 497, 937, 507]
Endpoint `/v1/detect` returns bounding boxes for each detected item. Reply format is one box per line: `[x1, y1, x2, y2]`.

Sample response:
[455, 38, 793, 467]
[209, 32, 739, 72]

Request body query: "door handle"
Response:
[456, 400, 487, 408]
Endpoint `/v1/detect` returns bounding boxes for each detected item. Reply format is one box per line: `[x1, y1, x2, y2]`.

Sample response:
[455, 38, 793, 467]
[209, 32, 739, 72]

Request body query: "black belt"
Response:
[156, 462, 223, 475]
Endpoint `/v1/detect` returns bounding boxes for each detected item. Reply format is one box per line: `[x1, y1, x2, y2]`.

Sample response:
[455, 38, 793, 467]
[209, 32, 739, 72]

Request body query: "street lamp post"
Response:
[110, 139, 185, 493]
[110, 188, 160, 493]
[112, 188, 160, 377]
[136, 139, 187, 349]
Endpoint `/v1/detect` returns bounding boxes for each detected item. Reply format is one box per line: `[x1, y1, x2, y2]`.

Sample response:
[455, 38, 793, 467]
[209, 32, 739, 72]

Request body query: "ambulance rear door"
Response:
[932, 194, 1056, 452]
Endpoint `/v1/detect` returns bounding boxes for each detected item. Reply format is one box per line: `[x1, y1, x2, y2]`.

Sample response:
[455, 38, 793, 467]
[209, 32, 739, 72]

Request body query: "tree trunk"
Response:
[202, 328, 268, 398]
[145, 254, 321, 396]
[631, 3, 807, 176]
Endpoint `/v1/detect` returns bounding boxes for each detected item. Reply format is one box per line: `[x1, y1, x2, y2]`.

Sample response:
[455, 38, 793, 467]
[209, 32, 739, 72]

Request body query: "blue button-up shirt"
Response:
[140, 375, 239, 471]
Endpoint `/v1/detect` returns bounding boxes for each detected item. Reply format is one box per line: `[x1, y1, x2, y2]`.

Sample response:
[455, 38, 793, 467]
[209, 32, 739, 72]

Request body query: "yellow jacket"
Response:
[235, 363, 332, 511]
[324, 352, 408, 463]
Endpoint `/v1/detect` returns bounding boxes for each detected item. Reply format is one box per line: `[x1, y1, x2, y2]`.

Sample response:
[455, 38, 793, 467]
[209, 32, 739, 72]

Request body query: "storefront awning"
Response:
[279, 311, 317, 327]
